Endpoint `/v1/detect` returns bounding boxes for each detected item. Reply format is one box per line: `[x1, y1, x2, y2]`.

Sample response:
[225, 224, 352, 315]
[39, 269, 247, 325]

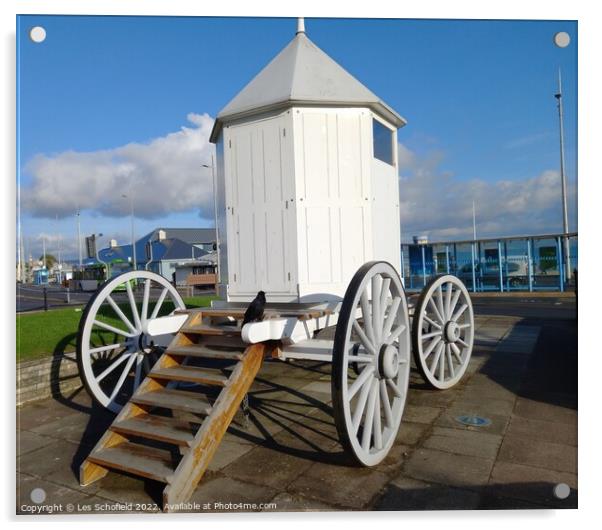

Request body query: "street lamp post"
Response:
[554, 69, 571, 282]
[122, 194, 137, 271]
[76, 209, 82, 266]
[202, 153, 220, 293]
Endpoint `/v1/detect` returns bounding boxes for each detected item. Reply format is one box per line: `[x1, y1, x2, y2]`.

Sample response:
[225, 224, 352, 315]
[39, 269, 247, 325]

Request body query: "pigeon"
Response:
[242, 291, 266, 327]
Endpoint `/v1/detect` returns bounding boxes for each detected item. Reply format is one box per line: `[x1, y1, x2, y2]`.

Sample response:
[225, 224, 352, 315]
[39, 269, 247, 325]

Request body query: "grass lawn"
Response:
[16, 295, 218, 363]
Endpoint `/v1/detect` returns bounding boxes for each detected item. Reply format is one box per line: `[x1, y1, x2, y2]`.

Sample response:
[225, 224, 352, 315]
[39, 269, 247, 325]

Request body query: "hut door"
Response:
[226, 115, 294, 297]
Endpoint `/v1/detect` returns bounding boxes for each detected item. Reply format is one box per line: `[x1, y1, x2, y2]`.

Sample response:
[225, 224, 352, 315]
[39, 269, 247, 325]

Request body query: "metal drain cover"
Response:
[455, 414, 492, 427]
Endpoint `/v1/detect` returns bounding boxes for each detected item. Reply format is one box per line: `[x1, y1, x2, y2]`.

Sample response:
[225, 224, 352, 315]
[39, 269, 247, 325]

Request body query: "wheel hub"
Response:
[378, 343, 399, 380]
[444, 321, 460, 343]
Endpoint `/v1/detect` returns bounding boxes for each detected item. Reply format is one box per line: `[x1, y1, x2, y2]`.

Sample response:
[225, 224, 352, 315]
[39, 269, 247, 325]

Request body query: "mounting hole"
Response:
[29, 26, 47, 43]
[553, 32, 570, 48]
[553, 482, 570, 499]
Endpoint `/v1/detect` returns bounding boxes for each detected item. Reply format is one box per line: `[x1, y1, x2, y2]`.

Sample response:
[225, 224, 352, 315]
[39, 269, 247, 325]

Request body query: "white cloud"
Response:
[22, 113, 216, 219]
[398, 143, 577, 242]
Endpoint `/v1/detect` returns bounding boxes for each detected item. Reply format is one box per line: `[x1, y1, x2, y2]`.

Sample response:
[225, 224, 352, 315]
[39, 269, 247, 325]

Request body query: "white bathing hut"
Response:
[210, 19, 406, 302]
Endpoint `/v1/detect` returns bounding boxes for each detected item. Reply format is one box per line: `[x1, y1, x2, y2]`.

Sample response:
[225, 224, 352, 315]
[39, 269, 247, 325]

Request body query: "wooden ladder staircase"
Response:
[79, 309, 270, 512]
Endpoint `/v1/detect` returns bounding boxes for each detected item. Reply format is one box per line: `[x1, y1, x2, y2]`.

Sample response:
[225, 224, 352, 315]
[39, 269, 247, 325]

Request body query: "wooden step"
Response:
[111, 414, 196, 446]
[149, 366, 229, 386]
[180, 324, 241, 336]
[166, 344, 244, 361]
[87, 441, 176, 483]
[131, 388, 213, 415]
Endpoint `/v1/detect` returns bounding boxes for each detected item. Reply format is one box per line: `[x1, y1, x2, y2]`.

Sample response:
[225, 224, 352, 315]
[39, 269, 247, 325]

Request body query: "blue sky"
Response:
[17, 16, 577, 259]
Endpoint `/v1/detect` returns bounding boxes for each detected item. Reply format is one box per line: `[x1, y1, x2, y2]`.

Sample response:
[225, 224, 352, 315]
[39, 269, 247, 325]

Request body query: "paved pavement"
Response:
[16, 300, 577, 514]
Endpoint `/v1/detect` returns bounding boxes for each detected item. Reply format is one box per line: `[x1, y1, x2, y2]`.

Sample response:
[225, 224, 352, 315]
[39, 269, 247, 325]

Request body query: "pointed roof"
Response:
[210, 31, 405, 142]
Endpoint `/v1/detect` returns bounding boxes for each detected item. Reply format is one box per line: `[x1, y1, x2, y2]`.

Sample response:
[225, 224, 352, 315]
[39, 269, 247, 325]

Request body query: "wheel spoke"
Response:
[446, 344, 455, 378]
[448, 289, 462, 319]
[422, 336, 441, 360]
[347, 353, 375, 363]
[386, 377, 402, 398]
[438, 346, 446, 381]
[381, 296, 401, 343]
[109, 353, 138, 402]
[141, 279, 151, 324]
[88, 342, 125, 355]
[352, 375, 373, 434]
[371, 275, 381, 343]
[380, 380, 394, 427]
[361, 379, 378, 452]
[348, 365, 375, 400]
[125, 281, 142, 331]
[106, 295, 137, 334]
[450, 342, 463, 363]
[444, 282, 453, 320]
[436, 286, 445, 323]
[451, 303, 468, 322]
[133, 355, 143, 390]
[373, 386, 383, 450]
[458, 323, 471, 329]
[150, 287, 169, 320]
[456, 337, 469, 348]
[96, 353, 131, 383]
[385, 323, 406, 345]
[379, 278, 391, 322]
[428, 297, 445, 325]
[352, 320, 377, 357]
[429, 342, 444, 374]
[360, 292, 376, 345]
[421, 329, 442, 340]
[423, 315, 442, 330]
[93, 319, 135, 338]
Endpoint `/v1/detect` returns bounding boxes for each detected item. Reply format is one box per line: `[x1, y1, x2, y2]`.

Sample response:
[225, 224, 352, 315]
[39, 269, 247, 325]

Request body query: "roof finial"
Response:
[296, 17, 305, 34]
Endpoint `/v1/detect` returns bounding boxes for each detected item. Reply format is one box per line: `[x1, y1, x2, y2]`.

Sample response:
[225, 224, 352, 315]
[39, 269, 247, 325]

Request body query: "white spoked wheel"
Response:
[411, 274, 474, 390]
[332, 261, 411, 467]
[77, 270, 186, 413]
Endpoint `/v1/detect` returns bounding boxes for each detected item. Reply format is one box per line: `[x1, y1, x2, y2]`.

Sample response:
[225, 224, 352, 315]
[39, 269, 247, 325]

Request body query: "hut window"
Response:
[372, 119, 394, 166]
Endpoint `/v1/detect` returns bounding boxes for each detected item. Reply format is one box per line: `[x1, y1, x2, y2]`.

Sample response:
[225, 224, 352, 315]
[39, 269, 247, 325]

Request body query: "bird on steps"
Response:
[242, 290, 266, 327]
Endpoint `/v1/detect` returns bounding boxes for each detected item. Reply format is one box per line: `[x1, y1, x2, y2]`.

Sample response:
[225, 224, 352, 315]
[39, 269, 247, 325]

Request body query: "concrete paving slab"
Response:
[396, 421, 430, 447]
[264, 492, 338, 511]
[497, 435, 577, 474]
[452, 396, 516, 416]
[489, 461, 577, 508]
[506, 415, 577, 446]
[287, 460, 390, 509]
[17, 430, 56, 457]
[222, 443, 316, 490]
[513, 397, 577, 425]
[403, 447, 495, 488]
[17, 475, 95, 515]
[375, 476, 481, 511]
[402, 404, 443, 424]
[93, 472, 164, 509]
[188, 476, 278, 513]
[462, 374, 522, 401]
[423, 426, 502, 460]
[207, 438, 257, 472]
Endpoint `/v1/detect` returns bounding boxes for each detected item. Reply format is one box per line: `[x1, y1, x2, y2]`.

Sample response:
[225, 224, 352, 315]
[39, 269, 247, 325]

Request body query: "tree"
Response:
[39, 254, 57, 269]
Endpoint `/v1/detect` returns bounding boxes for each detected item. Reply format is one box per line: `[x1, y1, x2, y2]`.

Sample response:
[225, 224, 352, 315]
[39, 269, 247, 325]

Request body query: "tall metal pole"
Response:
[211, 154, 220, 290]
[76, 209, 82, 266]
[130, 196, 137, 271]
[123, 193, 137, 271]
[472, 201, 477, 240]
[555, 69, 571, 280]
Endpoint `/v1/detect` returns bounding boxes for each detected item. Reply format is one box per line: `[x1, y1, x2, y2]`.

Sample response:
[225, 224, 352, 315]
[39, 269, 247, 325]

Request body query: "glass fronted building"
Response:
[401, 232, 578, 292]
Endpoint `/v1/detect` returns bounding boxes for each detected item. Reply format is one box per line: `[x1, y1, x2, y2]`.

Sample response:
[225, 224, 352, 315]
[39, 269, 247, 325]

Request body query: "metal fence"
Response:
[401, 232, 578, 293]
